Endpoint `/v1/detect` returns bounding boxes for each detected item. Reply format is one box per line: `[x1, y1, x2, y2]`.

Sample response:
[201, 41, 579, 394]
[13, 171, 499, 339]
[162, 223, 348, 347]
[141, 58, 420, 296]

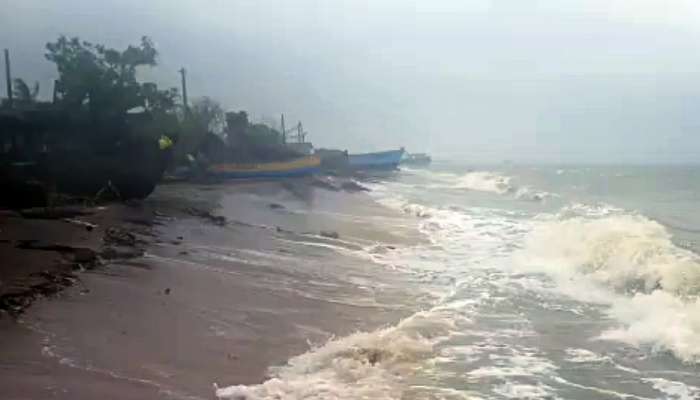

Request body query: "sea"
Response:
[217, 162, 700, 400]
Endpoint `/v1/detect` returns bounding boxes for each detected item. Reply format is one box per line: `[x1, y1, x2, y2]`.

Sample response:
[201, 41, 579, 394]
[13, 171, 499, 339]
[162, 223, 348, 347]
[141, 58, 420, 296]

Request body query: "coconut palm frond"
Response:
[12, 78, 40, 103]
[13, 78, 31, 102]
[31, 81, 40, 99]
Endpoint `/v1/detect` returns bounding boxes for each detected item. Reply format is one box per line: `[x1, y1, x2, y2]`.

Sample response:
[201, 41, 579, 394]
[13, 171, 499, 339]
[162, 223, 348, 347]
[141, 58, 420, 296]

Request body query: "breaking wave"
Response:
[453, 171, 513, 194]
[214, 311, 456, 400]
[407, 169, 555, 202]
[515, 210, 700, 362]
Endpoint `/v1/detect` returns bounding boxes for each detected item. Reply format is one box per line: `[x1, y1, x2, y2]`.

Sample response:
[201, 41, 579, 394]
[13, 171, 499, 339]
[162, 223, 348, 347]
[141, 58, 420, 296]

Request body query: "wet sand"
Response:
[0, 178, 426, 399]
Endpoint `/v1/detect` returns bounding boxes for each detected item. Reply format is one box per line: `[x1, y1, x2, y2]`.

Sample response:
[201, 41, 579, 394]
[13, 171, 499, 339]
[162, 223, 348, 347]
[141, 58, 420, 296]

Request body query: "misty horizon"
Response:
[2, 0, 699, 163]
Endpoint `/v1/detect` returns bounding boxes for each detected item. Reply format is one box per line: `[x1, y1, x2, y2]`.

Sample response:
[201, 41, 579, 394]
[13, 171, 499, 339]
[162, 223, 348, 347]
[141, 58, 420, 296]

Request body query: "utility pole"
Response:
[281, 113, 286, 144]
[4, 49, 13, 108]
[52, 80, 59, 104]
[179, 67, 188, 112]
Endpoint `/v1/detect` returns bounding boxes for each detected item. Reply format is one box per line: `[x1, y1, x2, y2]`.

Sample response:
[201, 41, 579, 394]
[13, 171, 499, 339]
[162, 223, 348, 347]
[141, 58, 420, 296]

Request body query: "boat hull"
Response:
[347, 149, 404, 170]
[208, 155, 321, 179]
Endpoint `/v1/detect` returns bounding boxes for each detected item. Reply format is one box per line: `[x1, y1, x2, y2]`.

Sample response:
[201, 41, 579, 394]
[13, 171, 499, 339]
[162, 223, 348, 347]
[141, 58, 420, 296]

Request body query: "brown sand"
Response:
[0, 179, 425, 399]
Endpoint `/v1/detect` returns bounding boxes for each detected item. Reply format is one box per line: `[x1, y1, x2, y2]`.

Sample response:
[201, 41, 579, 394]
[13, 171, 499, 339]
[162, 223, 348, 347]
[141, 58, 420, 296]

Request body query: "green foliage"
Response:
[12, 78, 40, 105]
[141, 83, 179, 115]
[191, 97, 225, 134]
[45, 36, 162, 116]
[225, 111, 249, 146]
[247, 123, 282, 145]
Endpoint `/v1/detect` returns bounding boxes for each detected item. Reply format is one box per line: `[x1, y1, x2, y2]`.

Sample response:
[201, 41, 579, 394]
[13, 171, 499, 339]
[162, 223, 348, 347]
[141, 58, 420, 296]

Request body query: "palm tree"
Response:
[12, 78, 40, 105]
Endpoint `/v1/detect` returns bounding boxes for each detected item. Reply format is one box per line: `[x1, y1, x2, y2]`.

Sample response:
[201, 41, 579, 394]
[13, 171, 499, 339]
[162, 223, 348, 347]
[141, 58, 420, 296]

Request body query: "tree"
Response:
[141, 83, 179, 115]
[12, 78, 40, 105]
[225, 111, 249, 146]
[45, 36, 158, 116]
[191, 97, 225, 134]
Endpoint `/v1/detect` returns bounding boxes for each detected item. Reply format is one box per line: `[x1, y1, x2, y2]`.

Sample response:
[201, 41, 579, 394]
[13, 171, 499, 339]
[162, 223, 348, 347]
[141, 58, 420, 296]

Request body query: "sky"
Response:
[1, 0, 700, 163]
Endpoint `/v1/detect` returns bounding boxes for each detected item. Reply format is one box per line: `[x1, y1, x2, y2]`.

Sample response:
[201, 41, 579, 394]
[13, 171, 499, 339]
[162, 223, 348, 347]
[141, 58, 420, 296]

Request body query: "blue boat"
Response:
[347, 149, 404, 170]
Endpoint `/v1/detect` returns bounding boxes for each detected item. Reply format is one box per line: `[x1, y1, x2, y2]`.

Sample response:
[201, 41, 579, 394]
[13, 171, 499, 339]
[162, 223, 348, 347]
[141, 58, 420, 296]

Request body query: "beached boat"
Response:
[208, 155, 321, 179]
[347, 149, 404, 170]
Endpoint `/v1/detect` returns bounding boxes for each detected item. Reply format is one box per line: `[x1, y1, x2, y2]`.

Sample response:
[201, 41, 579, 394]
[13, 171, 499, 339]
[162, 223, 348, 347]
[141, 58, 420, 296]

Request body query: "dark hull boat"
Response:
[46, 137, 171, 200]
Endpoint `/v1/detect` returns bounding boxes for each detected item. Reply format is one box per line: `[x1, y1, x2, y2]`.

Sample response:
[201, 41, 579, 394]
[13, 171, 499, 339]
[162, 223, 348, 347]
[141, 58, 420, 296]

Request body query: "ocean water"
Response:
[217, 163, 700, 400]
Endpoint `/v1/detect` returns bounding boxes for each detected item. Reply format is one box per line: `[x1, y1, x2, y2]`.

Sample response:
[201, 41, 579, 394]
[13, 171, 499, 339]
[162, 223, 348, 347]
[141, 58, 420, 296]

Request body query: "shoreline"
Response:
[0, 176, 422, 399]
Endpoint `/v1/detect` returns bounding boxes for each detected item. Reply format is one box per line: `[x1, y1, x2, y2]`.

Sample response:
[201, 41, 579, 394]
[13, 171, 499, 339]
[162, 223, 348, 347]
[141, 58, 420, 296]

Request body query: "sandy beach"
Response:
[0, 178, 427, 399]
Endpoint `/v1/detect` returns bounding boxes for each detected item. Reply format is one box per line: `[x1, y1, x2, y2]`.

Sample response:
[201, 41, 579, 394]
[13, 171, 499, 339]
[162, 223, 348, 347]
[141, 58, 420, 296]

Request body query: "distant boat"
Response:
[208, 155, 321, 179]
[401, 152, 432, 166]
[347, 149, 404, 171]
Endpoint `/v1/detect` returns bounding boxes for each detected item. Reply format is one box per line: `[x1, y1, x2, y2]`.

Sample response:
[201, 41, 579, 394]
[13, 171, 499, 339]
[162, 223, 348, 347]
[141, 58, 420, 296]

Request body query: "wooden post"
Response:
[52, 80, 59, 104]
[4, 49, 12, 108]
[179, 67, 188, 112]
[281, 113, 286, 144]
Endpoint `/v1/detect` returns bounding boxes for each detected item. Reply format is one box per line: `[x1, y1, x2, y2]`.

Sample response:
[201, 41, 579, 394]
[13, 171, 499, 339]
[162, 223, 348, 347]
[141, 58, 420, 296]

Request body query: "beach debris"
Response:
[0, 269, 79, 317]
[93, 180, 122, 202]
[185, 207, 227, 226]
[15, 241, 98, 265]
[100, 246, 144, 260]
[72, 247, 98, 263]
[154, 210, 169, 218]
[63, 218, 97, 231]
[0, 210, 21, 218]
[311, 176, 340, 191]
[320, 230, 340, 239]
[341, 181, 370, 192]
[164, 288, 171, 295]
[104, 227, 138, 246]
[19, 206, 94, 220]
[16, 240, 76, 252]
[123, 217, 158, 227]
[275, 226, 292, 233]
[268, 203, 285, 210]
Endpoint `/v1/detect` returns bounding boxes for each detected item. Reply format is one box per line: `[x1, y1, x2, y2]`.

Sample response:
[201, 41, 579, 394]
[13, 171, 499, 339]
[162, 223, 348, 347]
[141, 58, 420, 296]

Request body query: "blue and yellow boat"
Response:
[207, 155, 321, 179]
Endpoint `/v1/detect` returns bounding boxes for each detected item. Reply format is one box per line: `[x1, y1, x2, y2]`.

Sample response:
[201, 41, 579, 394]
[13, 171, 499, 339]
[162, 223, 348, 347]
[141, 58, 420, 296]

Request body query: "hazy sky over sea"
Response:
[2, 0, 700, 163]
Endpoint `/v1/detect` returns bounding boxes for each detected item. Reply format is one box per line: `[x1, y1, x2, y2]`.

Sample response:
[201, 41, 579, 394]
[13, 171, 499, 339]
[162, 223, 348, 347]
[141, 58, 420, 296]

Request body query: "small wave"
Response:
[515, 210, 700, 362]
[214, 312, 455, 400]
[643, 377, 700, 400]
[564, 348, 611, 364]
[514, 186, 557, 202]
[453, 171, 513, 194]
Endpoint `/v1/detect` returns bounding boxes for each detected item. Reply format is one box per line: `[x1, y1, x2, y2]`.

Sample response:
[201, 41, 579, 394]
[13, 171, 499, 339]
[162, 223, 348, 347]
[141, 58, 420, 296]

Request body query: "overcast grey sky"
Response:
[2, 0, 700, 162]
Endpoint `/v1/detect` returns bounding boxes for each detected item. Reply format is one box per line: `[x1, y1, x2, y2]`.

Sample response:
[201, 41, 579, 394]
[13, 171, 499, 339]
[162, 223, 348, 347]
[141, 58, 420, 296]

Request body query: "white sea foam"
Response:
[214, 311, 455, 400]
[453, 171, 513, 194]
[564, 348, 611, 364]
[493, 382, 557, 400]
[643, 377, 700, 400]
[515, 210, 700, 362]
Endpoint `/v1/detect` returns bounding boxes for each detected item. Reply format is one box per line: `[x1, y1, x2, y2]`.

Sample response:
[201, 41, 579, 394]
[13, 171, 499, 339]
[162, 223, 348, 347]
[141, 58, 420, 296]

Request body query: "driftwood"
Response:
[63, 218, 97, 231]
[185, 207, 227, 226]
